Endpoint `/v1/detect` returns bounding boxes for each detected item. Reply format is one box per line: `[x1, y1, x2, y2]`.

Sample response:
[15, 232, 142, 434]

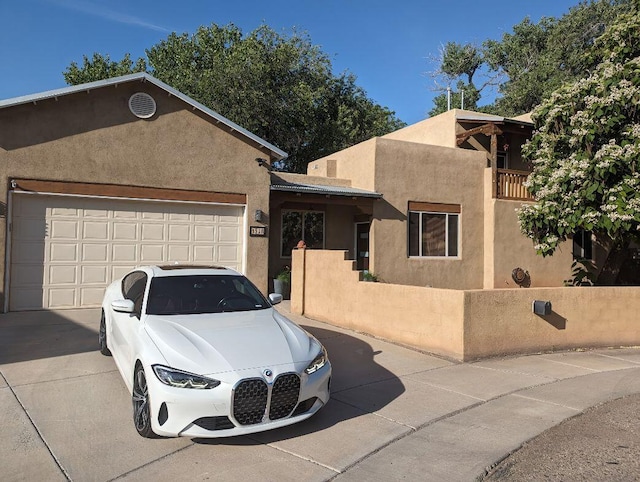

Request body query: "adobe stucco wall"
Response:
[0, 81, 274, 296]
[483, 169, 574, 288]
[463, 286, 640, 360]
[371, 138, 487, 289]
[382, 109, 457, 147]
[291, 249, 465, 359]
[293, 250, 640, 361]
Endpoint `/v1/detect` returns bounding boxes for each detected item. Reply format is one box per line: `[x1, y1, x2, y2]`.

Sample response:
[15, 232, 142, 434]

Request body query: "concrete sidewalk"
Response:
[1, 304, 639, 481]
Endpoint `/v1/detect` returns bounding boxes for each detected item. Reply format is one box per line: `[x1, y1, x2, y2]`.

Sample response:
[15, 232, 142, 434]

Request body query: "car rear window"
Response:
[146, 275, 270, 315]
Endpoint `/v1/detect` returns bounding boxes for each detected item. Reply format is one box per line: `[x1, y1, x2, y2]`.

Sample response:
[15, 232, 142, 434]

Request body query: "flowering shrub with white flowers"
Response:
[518, 6, 640, 257]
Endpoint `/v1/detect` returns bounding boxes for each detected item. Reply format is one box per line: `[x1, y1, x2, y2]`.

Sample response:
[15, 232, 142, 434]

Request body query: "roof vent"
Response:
[128, 92, 156, 119]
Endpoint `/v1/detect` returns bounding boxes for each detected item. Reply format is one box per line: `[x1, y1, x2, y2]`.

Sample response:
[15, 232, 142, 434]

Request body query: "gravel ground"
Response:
[483, 393, 640, 481]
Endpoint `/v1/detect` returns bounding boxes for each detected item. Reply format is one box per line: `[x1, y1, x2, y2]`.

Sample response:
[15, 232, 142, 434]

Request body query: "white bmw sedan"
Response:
[99, 265, 331, 438]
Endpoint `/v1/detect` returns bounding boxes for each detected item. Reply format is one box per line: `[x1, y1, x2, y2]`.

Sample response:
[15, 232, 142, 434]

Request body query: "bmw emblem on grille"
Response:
[263, 369, 273, 379]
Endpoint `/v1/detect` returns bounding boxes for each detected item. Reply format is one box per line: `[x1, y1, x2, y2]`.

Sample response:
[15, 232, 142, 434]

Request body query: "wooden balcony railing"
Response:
[495, 169, 533, 201]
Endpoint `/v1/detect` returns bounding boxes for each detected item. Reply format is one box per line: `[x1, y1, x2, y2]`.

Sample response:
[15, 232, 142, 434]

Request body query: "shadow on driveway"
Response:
[0, 309, 99, 364]
[194, 324, 406, 445]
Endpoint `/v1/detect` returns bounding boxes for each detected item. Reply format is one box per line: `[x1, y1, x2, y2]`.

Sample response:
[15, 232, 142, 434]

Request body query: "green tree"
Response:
[64, 53, 147, 85]
[487, 0, 630, 116]
[518, 4, 640, 283]
[428, 0, 630, 117]
[429, 42, 488, 116]
[63, 24, 404, 173]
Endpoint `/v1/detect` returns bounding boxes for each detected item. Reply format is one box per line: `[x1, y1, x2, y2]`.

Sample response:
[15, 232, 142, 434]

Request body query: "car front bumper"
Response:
[145, 362, 331, 438]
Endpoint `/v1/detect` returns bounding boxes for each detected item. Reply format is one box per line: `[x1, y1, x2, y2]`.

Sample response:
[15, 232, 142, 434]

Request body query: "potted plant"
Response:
[273, 266, 291, 299]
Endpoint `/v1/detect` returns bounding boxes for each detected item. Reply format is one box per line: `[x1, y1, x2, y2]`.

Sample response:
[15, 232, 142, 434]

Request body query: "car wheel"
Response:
[132, 364, 157, 438]
[98, 311, 111, 356]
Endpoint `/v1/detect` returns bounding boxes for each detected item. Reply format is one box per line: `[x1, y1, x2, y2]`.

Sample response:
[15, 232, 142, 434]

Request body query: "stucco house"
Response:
[1, 74, 594, 313]
[270, 109, 602, 290]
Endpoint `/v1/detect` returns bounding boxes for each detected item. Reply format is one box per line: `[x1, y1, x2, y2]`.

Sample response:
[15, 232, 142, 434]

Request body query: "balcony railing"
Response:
[495, 169, 533, 201]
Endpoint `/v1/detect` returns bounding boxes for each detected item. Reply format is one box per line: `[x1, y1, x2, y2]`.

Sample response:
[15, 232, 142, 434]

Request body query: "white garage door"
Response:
[9, 194, 245, 311]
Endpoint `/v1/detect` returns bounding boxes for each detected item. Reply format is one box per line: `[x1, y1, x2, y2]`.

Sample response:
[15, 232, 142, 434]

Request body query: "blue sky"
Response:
[1, 0, 583, 124]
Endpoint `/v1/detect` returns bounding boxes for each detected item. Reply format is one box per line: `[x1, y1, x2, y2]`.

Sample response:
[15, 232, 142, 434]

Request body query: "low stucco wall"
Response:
[291, 250, 465, 359]
[292, 250, 640, 361]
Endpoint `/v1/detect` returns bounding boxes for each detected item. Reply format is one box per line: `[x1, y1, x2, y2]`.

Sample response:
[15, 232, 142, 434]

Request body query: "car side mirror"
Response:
[111, 299, 136, 313]
[269, 293, 283, 305]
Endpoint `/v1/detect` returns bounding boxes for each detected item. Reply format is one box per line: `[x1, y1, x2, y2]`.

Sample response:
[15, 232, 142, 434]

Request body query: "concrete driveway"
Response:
[1, 305, 639, 481]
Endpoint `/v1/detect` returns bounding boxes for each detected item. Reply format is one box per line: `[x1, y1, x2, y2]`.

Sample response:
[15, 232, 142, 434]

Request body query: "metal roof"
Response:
[0, 72, 288, 160]
[455, 111, 533, 127]
[271, 181, 382, 199]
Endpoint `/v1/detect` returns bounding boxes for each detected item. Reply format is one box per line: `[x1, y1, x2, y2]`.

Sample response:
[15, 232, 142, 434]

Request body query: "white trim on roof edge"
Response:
[0, 72, 287, 160]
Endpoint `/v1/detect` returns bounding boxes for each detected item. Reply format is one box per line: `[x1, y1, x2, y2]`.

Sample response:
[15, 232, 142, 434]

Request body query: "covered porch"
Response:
[268, 173, 382, 288]
[455, 113, 534, 201]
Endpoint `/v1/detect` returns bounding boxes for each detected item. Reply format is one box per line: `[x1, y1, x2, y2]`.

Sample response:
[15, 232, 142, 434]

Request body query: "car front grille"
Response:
[269, 374, 301, 420]
[233, 373, 301, 426]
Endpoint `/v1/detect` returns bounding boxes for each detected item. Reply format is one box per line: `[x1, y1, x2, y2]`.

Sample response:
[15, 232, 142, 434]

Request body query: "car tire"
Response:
[132, 364, 158, 438]
[98, 311, 111, 356]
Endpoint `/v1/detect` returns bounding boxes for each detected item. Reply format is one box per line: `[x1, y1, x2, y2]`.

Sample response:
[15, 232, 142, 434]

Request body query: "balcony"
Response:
[494, 169, 533, 201]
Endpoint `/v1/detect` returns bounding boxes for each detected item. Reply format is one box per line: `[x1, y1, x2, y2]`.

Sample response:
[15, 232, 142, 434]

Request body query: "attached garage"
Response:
[9, 192, 246, 310]
[0, 73, 288, 311]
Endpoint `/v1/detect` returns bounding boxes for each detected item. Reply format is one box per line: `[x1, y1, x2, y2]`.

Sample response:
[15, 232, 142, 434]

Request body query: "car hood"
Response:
[144, 308, 319, 376]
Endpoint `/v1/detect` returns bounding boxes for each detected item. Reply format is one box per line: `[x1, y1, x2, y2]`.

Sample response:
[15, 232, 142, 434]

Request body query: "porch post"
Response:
[491, 133, 498, 198]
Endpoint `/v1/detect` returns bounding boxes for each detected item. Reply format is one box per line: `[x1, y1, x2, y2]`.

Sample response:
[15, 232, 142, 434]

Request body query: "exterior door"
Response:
[355, 222, 370, 271]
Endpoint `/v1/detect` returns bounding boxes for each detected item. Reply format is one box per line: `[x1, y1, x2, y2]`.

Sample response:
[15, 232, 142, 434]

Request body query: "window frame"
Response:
[408, 205, 460, 259]
[573, 230, 593, 260]
[280, 209, 326, 258]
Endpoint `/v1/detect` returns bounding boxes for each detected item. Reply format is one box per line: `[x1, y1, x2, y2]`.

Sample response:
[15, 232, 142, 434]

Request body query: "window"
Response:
[573, 230, 593, 260]
[121, 271, 148, 315]
[408, 202, 460, 257]
[281, 210, 324, 257]
[497, 151, 509, 169]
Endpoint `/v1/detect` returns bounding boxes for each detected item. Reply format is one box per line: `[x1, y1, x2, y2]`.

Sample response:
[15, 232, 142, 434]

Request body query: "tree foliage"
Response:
[63, 24, 405, 173]
[429, 0, 630, 117]
[518, 5, 640, 259]
[64, 53, 147, 85]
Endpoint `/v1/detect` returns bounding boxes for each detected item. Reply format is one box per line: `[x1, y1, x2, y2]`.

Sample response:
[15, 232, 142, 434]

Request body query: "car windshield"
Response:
[146, 275, 270, 315]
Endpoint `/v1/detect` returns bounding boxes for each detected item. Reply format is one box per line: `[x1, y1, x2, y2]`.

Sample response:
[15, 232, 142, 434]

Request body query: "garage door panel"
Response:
[48, 288, 76, 308]
[80, 287, 106, 306]
[169, 225, 190, 241]
[142, 223, 165, 240]
[14, 218, 47, 240]
[50, 220, 78, 239]
[12, 288, 44, 311]
[84, 208, 108, 218]
[82, 244, 109, 262]
[218, 245, 241, 262]
[219, 226, 240, 242]
[81, 266, 108, 284]
[168, 245, 190, 261]
[112, 244, 137, 262]
[83, 221, 109, 240]
[194, 225, 215, 242]
[49, 266, 77, 284]
[113, 223, 137, 240]
[112, 266, 134, 281]
[50, 244, 78, 262]
[141, 245, 165, 262]
[51, 206, 79, 217]
[14, 242, 46, 264]
[11, 265, 43, 286]
[194, 246, 215, 262]
[10, 195, 246, 310]
[113, 209, 137, 219]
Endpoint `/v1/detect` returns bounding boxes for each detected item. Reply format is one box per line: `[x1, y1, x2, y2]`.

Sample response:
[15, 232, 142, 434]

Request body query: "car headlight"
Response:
[152, 365, 220, 389]
[305, 347, 328, 374]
